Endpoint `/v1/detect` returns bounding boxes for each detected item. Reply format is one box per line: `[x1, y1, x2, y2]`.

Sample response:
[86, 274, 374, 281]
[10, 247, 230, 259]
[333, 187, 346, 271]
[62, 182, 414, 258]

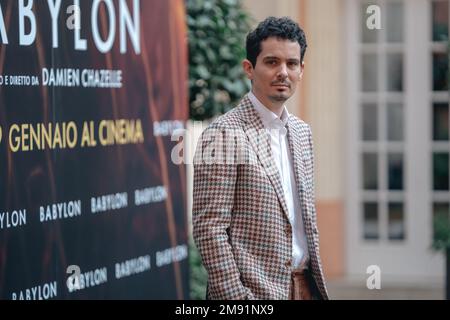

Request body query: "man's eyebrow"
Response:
[262, 56, 300, 62]
[262, 56, 279, 60]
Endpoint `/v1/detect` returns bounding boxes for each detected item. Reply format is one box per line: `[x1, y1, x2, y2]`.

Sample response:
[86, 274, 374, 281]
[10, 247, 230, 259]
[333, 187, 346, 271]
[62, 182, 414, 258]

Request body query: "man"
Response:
[192, 16, 328, 300]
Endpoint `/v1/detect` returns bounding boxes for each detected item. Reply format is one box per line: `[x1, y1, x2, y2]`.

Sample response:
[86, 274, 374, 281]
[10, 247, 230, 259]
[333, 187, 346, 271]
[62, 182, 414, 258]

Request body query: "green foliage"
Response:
[433, 213, 450, 251]
[187, 0, 253, 120]
[189, 236, 208, 300]
[433, 41, 450, 252]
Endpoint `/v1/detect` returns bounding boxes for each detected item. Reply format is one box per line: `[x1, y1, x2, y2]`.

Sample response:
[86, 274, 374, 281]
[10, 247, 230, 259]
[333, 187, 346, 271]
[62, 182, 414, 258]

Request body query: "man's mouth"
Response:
[272, 83, 290, 88]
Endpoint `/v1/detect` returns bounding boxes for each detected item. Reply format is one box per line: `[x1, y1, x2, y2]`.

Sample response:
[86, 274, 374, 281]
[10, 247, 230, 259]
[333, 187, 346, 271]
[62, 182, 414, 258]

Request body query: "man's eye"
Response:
[266, 60, 277, 65]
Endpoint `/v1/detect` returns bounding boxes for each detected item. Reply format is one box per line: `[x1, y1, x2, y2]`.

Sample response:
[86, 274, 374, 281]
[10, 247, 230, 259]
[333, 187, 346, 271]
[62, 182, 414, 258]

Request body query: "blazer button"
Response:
[285, 226, 291, 235]
[285, 259, 292, 269]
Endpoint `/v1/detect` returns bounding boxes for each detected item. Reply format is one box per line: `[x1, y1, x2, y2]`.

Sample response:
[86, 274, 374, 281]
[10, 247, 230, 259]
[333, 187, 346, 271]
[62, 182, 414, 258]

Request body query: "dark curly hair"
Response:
[246, 16, 307, 67]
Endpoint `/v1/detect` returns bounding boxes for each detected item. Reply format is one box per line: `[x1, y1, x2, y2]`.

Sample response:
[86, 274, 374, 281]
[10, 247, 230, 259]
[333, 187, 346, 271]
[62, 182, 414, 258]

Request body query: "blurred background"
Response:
[186, 0, 450, 300]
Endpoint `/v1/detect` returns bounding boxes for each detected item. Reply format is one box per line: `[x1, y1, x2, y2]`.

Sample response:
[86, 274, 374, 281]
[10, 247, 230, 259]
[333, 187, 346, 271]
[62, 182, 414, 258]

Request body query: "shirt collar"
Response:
[248, 91, 290, 129]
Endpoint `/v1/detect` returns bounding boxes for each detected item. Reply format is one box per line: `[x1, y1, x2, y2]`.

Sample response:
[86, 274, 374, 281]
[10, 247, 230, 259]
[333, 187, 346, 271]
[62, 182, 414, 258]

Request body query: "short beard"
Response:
[269, 93, 288, 102]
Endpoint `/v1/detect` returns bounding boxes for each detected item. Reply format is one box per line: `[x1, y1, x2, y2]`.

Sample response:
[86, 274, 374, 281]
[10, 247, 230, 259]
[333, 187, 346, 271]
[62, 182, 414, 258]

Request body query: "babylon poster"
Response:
[0, 0, 189, 299]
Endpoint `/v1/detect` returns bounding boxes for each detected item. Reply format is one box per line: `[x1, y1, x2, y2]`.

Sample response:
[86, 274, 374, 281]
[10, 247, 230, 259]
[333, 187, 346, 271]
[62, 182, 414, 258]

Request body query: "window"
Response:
[362, 103, 378, 140]
[388, 202, 405, 240]
[431, 1, 450, 241]
[433, 202, 450, 242]
[432, 103, 449, 141]
[364, 202, 379, 239]
[360, 0, 405, 242]
[433, 52, 448, 91]
[349, 0, 444, 279]
[432, 0, 449, 41]
[388, 153, 403, 190]
[387, 103, 403, 141]
[433, 153, 449, 190]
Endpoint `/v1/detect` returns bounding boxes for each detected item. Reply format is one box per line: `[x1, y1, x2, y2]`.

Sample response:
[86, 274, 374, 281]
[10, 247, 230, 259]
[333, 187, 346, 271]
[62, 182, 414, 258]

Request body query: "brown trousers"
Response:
[289, 268, 313, 300]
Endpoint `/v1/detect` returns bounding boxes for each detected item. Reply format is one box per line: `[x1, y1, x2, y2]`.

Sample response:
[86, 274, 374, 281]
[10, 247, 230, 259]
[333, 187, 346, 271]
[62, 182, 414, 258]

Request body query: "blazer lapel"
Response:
[286, 117, 310, 219]
[238, 96, 290, 221]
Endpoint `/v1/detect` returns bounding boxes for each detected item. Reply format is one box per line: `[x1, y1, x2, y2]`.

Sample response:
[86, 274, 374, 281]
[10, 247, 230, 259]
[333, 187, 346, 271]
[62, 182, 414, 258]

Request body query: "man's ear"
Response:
[299, 61, 305, 80]
[242, 59, 254, 80]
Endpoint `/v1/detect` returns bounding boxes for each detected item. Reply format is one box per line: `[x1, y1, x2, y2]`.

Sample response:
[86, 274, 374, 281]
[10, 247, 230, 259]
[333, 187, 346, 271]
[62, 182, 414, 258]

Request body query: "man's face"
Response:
[243, 37, 304, 109]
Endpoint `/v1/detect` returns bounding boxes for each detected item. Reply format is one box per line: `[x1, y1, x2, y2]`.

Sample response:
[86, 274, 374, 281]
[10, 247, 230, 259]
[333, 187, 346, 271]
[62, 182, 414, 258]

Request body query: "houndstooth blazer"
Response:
[192, 94, 329, 300]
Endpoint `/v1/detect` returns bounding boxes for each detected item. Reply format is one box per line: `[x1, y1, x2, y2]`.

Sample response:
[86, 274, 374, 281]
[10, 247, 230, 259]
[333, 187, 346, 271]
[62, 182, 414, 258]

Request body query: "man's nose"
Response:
[277, 63, 288, 79]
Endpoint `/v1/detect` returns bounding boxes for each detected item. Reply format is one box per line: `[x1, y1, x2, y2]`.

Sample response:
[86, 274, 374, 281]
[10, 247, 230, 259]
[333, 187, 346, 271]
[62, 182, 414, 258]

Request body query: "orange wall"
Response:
[316, 200, 345, 279]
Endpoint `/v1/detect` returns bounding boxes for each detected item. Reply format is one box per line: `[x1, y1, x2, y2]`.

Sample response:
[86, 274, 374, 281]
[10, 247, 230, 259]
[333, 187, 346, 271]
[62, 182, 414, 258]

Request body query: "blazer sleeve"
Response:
[192, 125, 251, 300]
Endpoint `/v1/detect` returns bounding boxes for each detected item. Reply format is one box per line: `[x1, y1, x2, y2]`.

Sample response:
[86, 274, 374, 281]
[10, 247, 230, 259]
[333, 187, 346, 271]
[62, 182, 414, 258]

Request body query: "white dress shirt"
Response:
[248, 91, 309, 269]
